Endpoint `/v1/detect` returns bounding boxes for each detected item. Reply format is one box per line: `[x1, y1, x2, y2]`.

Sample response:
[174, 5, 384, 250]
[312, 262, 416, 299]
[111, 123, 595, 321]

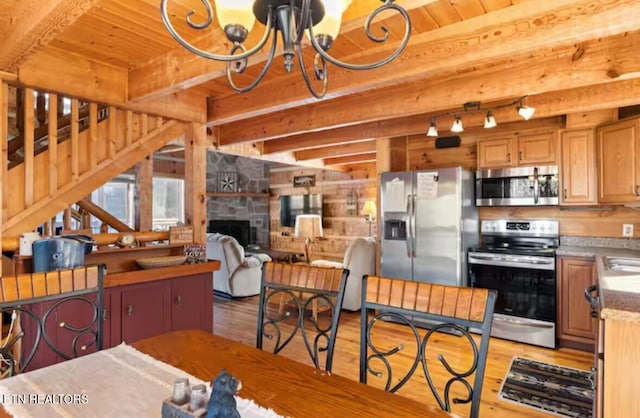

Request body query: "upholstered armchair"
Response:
[311, 237, 376, 310]
[206, 233, 271, 297]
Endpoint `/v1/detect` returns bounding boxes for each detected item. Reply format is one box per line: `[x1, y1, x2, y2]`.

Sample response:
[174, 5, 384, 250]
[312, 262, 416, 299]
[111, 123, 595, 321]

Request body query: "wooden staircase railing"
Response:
[0, 76, 186, 239]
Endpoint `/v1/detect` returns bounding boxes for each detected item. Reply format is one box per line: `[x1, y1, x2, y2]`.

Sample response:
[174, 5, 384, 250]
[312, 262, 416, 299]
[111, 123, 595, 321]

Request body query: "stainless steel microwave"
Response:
[475, 165, 559, 206]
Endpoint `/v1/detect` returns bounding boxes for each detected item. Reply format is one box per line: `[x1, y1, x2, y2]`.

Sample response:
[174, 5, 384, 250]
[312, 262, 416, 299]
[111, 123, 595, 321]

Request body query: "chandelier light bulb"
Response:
[484, 111, 497, 128]
[427, 120, 438, 137]
[451, 116, 464, 133]
[215, 0, 256, 32]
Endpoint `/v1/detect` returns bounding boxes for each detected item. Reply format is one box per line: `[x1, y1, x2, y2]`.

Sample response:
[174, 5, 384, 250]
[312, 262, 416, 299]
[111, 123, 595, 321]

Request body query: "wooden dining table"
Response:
[0, 329, 457, 417]
[134, 329, 456, 417]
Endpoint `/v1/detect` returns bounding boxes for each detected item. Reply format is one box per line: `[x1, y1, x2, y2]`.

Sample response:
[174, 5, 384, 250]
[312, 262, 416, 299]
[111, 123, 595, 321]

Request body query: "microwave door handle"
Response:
[412, 194, 417, 258]
[533, 166, 540, 204]
[406, 194, 412, 258]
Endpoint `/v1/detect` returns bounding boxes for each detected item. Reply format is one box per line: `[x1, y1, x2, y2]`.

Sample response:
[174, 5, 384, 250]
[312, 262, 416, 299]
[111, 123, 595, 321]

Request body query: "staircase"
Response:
[1, 81, 186, 237]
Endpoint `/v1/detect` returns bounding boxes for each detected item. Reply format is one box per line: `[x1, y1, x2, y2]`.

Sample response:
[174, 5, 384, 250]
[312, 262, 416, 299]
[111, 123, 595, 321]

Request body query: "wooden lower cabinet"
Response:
[557, 257, 597, 349]
[105, 273, 213, 346]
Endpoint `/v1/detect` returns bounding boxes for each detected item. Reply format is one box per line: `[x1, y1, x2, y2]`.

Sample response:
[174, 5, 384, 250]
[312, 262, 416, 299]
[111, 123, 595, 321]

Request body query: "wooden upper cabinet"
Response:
[560, 129, 597, 205]
[477, 132, 557, 169]
[477, 138, 515, 168]
[597, 118, 640, 204]
[517, 132, 557, 165]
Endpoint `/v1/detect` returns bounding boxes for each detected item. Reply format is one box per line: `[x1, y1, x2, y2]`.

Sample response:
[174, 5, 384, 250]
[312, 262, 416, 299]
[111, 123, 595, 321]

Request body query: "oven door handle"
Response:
[584, 284, 599, 318]
[493, 316, 555, 329]
[469, 254, 554, 265]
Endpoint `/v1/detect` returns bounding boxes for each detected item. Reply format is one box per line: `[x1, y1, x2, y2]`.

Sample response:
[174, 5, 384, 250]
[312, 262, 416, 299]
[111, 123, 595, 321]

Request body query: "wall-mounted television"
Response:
[280, 194, 323, 227]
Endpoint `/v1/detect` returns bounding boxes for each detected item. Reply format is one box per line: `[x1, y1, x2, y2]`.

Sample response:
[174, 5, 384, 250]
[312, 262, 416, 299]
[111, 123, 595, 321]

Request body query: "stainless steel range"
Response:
[467, 219, 559, 348]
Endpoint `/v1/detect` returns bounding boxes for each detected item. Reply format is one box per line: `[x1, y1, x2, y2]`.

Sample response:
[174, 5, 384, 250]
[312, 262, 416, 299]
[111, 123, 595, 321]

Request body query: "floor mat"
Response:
[498, 356, 593, 417]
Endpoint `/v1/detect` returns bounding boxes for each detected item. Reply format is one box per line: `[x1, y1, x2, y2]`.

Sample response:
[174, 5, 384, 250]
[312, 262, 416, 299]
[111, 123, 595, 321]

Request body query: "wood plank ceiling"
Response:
[2, 0, 640, 169]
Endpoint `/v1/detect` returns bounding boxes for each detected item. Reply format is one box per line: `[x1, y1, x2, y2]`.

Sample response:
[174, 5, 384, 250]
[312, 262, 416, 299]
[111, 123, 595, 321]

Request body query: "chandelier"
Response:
[160, 0, 411, 98]
[426, 96, 536, 137]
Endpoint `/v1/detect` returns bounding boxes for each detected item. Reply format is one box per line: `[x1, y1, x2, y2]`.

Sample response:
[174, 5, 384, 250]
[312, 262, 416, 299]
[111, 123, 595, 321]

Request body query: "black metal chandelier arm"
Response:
[295, 0, 312, 43]
[185, 0, 213, 29]
[226, 26, 279, 93]
[296, 45, 328, 99]
[308, 2, 411, 71]
[160, 0, 274, 62]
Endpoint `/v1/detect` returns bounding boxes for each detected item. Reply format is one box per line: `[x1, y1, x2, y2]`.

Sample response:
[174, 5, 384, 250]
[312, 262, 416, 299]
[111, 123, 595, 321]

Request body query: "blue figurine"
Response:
[205, 369, 241, 418]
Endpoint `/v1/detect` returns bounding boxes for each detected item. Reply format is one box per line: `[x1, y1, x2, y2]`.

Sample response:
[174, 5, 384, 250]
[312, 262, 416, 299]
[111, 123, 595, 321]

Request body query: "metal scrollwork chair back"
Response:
[360, 275, 496, 418]
[0, 264, 105, 378]
[256, 261, 348, 372]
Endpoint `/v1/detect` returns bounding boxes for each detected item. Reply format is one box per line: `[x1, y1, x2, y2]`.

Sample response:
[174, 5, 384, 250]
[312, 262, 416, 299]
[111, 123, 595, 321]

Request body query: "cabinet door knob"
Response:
[127, 305, 134, 316]
[636, 185, 640, 196]
[563, 189, 568, 199]
[506, 153, 511, 162]
[103, 308, 108, 320]
[519, 151, 523, 161]
[175, 295, 182, 306]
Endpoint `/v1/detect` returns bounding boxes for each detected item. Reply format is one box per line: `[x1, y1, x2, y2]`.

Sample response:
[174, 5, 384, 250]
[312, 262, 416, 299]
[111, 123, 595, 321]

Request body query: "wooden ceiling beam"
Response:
[128, 0, 438, 101]
[0, 0, 100, 70]
[16, 47, 206, 123]
[294, 141, 376, 161]
[263, 114, 566, 155]
[324, 153, 377, 166]
[208, 0, 640, 125]
[219, 31, 640, 143]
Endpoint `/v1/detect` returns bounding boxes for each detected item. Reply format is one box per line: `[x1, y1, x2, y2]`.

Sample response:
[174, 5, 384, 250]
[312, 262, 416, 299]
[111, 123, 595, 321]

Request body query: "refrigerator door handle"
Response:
[412, 194, 417, 258]
[406, 194, 412, 257]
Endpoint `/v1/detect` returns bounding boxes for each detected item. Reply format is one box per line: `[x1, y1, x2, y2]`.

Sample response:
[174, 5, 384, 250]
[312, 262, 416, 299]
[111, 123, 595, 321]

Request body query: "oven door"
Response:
[476, 166, 559, 206]
[468, 252, 557, 348]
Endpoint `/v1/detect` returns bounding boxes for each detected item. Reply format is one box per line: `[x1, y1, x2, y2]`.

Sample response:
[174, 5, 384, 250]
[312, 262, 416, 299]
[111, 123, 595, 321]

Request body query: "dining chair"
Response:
[359, 275, 496, 418]
[256, 261, 348, 372]
[0, 264, 105, 377]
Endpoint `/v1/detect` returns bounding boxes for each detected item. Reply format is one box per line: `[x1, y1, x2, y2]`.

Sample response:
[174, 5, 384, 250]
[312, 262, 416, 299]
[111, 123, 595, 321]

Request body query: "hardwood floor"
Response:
[213, 295, 593, 417]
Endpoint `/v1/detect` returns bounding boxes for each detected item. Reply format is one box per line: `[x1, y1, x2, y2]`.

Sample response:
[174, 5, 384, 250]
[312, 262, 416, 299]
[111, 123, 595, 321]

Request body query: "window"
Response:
[153, 177, 185, 231]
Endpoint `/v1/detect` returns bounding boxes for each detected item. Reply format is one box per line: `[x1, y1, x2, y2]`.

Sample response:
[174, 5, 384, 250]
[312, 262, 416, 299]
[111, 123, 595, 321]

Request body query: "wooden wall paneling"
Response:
[48, 93, 58, 195]
[566, 109, 618, 129]
[134, 155, 153, 232]
[23, 88, 34, 206]
[408, 133, 477, 171]
[184, 123, 206, 244]
[269, 167, 377, 261]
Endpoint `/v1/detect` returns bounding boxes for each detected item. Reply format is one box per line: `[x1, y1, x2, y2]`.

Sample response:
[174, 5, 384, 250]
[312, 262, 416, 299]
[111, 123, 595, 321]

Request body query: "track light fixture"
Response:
[425, 96, 535, 137]
[451, 116, 464, 133]
[160, 0, 412, 99]
[484, 111, 497, 128]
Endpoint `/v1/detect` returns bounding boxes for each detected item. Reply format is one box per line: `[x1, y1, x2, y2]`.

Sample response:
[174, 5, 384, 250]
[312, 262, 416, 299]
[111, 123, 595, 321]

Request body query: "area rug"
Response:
[498, 356, 593, 418]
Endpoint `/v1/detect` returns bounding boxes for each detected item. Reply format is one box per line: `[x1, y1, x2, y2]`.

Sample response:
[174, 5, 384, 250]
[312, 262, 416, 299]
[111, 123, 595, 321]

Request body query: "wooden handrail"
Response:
[75, 198, 134, 233]
[1, 231, 170, 252]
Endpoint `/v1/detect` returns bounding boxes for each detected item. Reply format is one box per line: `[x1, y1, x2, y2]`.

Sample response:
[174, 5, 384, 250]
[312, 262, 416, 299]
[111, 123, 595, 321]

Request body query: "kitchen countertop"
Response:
[556, 243, 640, 318]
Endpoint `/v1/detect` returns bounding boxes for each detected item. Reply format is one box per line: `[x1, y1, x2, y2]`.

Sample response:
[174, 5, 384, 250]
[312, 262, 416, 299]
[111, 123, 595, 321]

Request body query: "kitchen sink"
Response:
[600, 256, 640, 293]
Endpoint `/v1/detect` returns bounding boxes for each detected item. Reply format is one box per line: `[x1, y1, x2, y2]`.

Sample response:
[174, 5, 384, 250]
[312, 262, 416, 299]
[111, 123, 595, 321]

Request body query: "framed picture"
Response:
[293, 175, 315, 188]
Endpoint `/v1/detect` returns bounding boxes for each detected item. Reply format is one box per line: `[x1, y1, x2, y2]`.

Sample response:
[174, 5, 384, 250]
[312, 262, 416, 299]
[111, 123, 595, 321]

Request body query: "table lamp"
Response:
[361, 200, 377, 237]
[294, 214, 323, 263]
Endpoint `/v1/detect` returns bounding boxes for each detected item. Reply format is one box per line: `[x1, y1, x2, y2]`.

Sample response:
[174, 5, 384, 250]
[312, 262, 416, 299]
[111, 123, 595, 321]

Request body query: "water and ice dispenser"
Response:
[383, 219, 407, 240]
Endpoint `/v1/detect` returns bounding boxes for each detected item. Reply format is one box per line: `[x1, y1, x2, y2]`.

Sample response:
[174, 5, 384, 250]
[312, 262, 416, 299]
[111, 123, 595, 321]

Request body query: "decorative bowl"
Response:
[136, 255, 187, 269]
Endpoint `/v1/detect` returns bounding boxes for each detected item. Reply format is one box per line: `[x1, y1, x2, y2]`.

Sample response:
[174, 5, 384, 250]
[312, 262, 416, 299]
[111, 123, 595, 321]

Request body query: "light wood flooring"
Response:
[213, 295, 593, 417]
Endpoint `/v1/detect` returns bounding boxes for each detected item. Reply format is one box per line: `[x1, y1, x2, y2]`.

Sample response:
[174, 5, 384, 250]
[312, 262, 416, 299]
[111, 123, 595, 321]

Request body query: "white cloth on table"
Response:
[0, 343, 285, 418]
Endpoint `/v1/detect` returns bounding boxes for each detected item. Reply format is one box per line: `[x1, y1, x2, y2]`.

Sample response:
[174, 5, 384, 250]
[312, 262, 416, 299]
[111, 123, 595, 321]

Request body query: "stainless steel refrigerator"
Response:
[380, 166, 478, 286]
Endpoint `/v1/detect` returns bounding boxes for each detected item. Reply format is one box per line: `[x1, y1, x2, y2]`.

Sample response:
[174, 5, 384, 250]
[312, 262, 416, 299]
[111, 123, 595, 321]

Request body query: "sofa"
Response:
[311, 237, 376, 310]
[206, 233, 271, 297]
